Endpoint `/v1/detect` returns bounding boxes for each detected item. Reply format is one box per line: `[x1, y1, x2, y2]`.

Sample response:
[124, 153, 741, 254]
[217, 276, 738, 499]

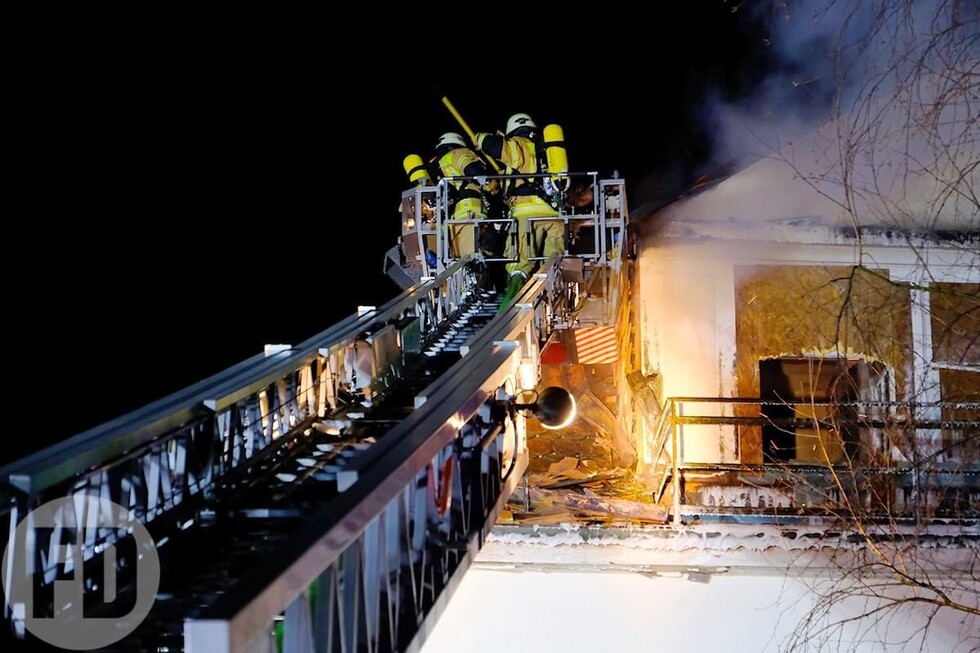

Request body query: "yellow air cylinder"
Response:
[543, 124, 568, 175]
[403, 153, 433, 186]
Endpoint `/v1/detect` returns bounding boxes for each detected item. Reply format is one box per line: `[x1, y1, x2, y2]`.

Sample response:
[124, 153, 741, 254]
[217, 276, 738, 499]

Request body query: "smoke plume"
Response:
[691, 0, 979, 231]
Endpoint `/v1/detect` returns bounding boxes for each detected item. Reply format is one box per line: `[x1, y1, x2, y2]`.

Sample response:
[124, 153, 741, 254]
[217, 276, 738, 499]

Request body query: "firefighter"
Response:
[435, 132, 491, 260]
[475, 113, 565, 309]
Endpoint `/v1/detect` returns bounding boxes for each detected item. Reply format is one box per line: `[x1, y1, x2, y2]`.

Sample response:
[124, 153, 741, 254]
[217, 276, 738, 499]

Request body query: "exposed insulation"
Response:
[734, 265, 913, 463]
[929, 282, 980, 367]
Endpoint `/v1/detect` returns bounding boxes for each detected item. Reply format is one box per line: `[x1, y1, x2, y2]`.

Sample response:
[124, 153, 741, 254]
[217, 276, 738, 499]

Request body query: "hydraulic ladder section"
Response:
[2, 173, 629, 652]
[0, 256, 557, 652]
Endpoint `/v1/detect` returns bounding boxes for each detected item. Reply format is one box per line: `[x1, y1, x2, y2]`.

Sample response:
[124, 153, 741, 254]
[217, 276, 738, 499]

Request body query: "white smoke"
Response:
[695, 0, 979, 231]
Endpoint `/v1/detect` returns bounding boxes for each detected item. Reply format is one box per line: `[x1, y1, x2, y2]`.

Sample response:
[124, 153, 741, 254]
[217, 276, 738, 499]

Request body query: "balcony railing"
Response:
[636, 397, 980, 524]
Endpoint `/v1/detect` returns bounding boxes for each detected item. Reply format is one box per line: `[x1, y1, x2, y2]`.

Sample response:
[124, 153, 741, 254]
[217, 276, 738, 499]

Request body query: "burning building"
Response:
[432, 26, 979, 646]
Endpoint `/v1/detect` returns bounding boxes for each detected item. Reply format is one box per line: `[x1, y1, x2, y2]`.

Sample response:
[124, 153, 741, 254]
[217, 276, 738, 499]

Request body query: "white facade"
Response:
[422, 525, 979, 653]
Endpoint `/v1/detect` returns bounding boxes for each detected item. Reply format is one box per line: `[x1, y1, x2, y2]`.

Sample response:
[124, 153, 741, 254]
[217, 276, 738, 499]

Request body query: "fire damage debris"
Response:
[502, 457, 667, 526]
[505, 337, 658, 526]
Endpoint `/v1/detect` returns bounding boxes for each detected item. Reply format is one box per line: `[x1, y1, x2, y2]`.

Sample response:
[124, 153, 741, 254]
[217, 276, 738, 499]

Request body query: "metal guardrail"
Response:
[640, 397, 980, 525]
[398, 173, 628, 280]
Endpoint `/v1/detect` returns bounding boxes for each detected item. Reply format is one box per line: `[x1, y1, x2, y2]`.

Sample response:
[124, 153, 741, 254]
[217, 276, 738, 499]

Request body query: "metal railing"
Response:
[639, 397, 980, 525]
[398, 172, 628, 279]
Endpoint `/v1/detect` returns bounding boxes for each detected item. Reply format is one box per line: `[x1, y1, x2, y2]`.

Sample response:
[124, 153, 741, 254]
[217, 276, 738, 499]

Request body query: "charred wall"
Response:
[733, 264, 914, 463]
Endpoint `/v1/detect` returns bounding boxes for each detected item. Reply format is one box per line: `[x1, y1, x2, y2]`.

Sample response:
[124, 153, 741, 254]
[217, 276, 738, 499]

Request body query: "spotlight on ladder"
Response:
[511, 386, 577, 430]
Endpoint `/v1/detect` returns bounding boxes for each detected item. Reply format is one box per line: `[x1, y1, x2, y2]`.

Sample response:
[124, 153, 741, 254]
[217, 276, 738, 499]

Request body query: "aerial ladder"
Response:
[0, 166, 630, 651]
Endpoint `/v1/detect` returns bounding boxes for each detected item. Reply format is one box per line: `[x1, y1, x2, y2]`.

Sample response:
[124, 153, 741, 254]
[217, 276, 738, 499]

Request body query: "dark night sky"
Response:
[10, 5, 778, 463]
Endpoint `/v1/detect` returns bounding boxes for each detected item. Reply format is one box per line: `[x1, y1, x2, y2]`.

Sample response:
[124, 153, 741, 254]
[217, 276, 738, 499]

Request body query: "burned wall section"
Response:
[733, 264, 913, 464]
